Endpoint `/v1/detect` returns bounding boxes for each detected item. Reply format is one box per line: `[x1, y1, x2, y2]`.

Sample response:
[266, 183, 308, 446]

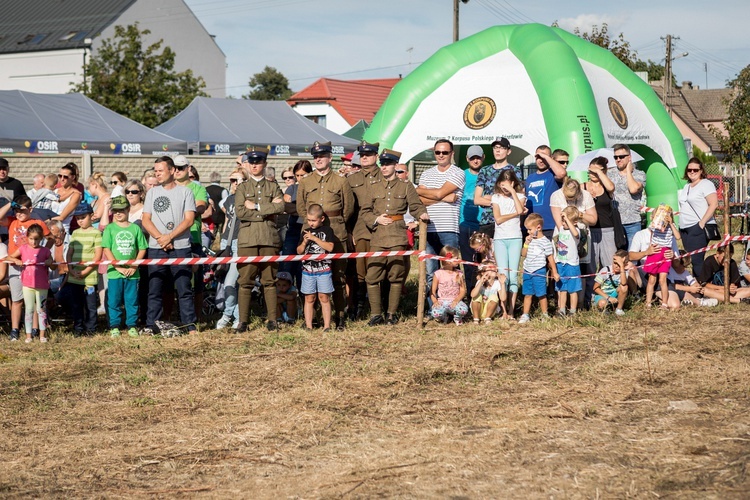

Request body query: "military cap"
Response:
[357, 140, 380, 154]
[311, 141, 332, 155]
[245, 145, 270, 160]
[379, 148, 402, 164]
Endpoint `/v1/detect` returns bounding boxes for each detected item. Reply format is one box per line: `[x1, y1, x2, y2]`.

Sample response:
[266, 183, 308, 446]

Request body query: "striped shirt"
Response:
[651, 227, 674, 248]
[418, 164, 465, 234]
[67, 227, 102, 286]
[523, 236, 554, 272]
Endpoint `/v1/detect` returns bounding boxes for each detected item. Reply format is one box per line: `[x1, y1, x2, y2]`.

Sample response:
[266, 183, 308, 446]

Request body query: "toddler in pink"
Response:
[6, 224, 54, 343]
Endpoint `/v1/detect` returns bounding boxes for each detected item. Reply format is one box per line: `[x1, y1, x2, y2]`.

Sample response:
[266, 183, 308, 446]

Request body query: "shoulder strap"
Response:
[683, 185, 703, 220]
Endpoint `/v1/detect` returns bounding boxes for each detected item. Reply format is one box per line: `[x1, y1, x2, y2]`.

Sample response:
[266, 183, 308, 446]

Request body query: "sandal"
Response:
[473, 318, 480, 325]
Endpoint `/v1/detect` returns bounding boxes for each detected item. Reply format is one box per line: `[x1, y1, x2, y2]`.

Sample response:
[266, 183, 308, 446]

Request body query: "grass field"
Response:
[1, 295, 749, 498]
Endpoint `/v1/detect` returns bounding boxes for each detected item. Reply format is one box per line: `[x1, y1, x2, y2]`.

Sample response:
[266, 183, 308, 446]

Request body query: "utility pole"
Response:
[453, 0, 469, 42]
[662, 34, 673, 105]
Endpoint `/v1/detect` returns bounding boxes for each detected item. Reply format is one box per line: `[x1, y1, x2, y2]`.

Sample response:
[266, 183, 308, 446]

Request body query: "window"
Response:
[305, 115, 326, 127]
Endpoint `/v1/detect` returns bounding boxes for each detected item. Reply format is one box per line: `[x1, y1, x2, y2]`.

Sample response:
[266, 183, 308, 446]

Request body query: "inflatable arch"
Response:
[363, 23, 689, 212]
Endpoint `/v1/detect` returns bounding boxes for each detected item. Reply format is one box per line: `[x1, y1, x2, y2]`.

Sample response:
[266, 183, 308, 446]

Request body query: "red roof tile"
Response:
[288, 78, 401, 126]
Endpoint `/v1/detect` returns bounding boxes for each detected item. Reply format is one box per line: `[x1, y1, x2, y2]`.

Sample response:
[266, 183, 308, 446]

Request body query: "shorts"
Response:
[301, 268, 334, 295]
[471, 294, 499, 318]
[522, 267, 547, 297]
[643, 247, 671, 275]
[8, 265, 23, 302]
[555, 263, 582, 293]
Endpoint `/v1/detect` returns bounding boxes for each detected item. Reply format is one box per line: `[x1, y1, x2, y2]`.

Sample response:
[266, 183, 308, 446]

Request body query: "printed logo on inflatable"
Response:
[463, 97, 496, 130]
[608, 97, 628, 130]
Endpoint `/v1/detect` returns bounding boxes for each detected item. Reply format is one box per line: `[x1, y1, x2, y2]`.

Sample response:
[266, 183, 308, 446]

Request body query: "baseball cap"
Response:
[466, 145, 484, 159]
[491, 137, 511, 149]
[173, 155, 189, 168]
[110, 195, 130, 211]
[277, 271, 293, 283]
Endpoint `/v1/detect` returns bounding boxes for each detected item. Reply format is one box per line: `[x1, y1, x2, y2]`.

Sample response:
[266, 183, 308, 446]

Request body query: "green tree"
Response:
[692, 145, 721, 175]
[243, 66, 292, 100]
[72, 24, 207, 128]
[554, 22, 667, 83]
[713, 65, 750, 164]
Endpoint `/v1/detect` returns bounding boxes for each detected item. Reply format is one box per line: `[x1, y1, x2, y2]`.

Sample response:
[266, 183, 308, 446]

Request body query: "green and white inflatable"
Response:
[364, 23, 689, 211]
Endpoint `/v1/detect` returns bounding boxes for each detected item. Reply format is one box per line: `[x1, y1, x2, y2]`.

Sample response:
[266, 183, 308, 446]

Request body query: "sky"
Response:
[182, 0, 749, 97]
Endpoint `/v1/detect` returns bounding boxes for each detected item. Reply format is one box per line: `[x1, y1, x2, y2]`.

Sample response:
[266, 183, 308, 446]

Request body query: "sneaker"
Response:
[110, 328, 121, 337]
[39, 336, 48, 343]
[322, 327, 331, 333]
[139, 327, 155, 336]
[266, 321, 278, 331]
[97, 306, 106, 316]
[368, 315, 384, 326]
[518, 314, 531, 324]
[454, 318, 464, 325]
[31, 328, 40, 338]
[10, 329, 19, 341]
[216, 315, 232, 329]
[557, 309, 567, 318]
[700, 298, 719, 307]
[24, 337, 32, 344]
[615, 308, 625, 316]
[231, 319, 239, 329]
[127, 327, 139, 337]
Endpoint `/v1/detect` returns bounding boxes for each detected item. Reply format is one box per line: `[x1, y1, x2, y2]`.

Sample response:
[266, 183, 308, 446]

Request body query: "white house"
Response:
[0, 0, 226, 97]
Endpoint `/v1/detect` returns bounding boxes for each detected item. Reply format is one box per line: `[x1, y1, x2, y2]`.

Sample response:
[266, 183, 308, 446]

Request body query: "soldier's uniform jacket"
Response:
[296, 169, 355, 244]
[347, 166, 383, 244]
[361, 177, 426, 248]
[235, 177, 284, 248]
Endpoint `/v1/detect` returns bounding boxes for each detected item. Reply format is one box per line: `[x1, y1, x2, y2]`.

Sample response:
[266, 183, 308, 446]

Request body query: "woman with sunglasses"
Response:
[110, 171, 127, 197]
[678, 158, 718, 278]
[215, 167, 249, 329]
[52, 163, 82, 234]
[123, 180, 146, 223]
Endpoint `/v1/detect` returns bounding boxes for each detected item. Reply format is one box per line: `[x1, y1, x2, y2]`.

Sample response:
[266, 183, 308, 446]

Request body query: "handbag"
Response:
[684, 186, 721, 241]
[610, 196, 628, 250]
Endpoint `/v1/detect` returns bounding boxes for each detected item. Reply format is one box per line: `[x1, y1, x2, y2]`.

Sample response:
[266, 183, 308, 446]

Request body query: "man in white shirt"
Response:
[416, 139, 465, 288]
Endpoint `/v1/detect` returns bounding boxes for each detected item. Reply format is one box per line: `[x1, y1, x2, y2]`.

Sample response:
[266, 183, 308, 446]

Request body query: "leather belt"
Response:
[386, 214, 404, 221]
[325, 210, 342, 217]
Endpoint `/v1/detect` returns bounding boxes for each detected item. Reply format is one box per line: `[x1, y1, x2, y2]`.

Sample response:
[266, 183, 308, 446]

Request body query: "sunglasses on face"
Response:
[125, 189, 140, 195]
[395, 170, 406, 174]
[175, 164, 189, 171]
[110, 181, 119, 185]
[613, 154, 629, 160]
[557, 160, 569, 165]
[58, 174, 70, 180]
[434, 150, 451, 156]
[229, 178, 242, 184]
[686, 168, 701, 173]
[282, 176, 294, 180]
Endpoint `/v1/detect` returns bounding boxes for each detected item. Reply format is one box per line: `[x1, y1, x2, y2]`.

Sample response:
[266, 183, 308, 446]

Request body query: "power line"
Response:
[496, 0, 537, 24]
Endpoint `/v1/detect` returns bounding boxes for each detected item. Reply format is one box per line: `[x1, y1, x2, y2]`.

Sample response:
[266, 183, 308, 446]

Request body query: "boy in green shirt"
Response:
[64, 201, 102, 335]
[102, 196, 148, 337]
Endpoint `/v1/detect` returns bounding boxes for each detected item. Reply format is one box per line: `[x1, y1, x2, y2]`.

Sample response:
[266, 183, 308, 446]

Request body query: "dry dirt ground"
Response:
[1, 304, 749, 499]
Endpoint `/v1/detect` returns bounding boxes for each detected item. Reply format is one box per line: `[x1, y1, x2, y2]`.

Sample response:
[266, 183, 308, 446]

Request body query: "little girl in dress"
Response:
[429, 246, 469, 325]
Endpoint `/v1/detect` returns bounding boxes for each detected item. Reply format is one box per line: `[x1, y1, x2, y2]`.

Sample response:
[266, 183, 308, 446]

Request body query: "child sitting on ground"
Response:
[553, 206, 583, 316]
[297, 204, 337, 332]
[519, 213, 559, 324]
[430, 246, 469, 325]
[643, 204, 681, 309]
[470, 268, 505, 323]
[275, 271, 298, 324]
[665, 255, 718, 308]
[593, 249, 632, 315]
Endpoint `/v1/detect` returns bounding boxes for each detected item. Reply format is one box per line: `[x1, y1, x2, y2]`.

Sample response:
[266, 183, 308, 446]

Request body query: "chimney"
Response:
[681, 81, 693, 90]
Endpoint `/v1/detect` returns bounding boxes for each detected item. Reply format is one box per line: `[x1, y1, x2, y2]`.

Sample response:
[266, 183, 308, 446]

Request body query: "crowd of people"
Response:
[0, 138, 748, 341]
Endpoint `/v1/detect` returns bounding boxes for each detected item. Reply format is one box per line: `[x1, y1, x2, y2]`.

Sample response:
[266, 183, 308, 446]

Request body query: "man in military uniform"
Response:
[346, 140, 383, 319]
[361, 149, 429, 325]
[235, 146, 285, 332]
[296, 141, 355, 329]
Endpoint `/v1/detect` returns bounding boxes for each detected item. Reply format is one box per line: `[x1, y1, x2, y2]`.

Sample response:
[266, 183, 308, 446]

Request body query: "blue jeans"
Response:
[147, 247, 196, 331]
[60, 282, 98, 333]
[623, 222, 642, 249]
[493, 238, 523, 293]
[425, 231, 460, 290]
[222, 240, 240, 321]
[459, 225, 479, 292]
[108, 278, 139, 328]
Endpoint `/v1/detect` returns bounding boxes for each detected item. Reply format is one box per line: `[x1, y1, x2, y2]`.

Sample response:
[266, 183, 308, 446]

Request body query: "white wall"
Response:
[290, 103, 352, 134]
[0, 49, 85, 93]
[100, 0, 226, 98]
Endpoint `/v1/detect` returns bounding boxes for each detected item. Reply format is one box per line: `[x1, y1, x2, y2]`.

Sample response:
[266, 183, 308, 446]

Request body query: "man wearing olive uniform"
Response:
[347, 140, 383, 319]
[235, 146, 285, 333]
[361, 149, 429, 325]
[296, 141, 355, 329]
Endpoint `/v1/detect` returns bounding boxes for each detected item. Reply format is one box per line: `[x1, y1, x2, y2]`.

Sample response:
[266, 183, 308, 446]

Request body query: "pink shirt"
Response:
[19, 244, 51, 290]
[434, 269, 463, 302]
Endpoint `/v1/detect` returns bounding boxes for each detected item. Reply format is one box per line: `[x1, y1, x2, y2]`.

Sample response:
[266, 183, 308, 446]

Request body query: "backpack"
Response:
[577, 224, 588, 259]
